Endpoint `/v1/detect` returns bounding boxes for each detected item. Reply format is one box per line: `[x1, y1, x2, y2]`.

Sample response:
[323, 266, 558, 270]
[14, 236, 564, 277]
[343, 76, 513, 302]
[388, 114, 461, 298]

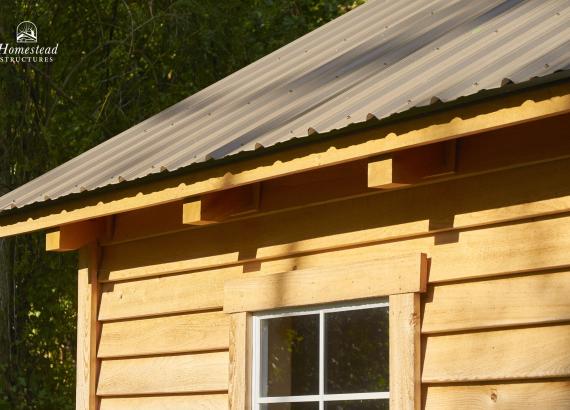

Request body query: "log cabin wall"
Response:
[90, 114, 570, 409]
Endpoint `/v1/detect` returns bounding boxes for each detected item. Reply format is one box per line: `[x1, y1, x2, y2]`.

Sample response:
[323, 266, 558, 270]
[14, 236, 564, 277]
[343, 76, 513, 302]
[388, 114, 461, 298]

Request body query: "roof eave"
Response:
[1, 73, 570, 238]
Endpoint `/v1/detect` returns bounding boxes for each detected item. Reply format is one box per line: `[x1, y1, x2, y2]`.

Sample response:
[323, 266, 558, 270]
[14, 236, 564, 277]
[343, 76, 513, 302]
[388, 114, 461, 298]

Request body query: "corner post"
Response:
[76, 243, 101, 410]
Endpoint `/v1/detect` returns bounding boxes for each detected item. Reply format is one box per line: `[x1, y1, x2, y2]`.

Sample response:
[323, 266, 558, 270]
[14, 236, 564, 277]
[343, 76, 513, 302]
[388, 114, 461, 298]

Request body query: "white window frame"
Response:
[251, 299, 390, 410]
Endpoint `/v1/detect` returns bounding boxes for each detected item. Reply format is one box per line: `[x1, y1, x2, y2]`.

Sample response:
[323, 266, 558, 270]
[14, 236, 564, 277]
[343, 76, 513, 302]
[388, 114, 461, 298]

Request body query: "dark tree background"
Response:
[0, 1, 363, 408]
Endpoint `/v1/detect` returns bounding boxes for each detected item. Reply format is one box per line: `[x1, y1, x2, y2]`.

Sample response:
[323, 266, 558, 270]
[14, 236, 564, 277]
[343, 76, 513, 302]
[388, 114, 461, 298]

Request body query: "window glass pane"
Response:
[324, 399, 389, 410]
[261, 314, 319, 397]
[261, 403, 319, 410]
[325, 307, 389, 394]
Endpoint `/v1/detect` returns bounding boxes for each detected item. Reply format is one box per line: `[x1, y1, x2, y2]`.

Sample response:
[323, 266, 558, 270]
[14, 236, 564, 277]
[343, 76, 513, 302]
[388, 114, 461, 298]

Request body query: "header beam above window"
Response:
[224, 253, 427, 314]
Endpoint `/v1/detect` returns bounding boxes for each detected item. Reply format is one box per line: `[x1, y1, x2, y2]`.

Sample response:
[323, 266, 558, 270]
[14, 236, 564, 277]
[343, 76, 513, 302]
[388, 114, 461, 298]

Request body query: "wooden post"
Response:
[228, 312, 252, 410]
[389, 293, 421, 410]
[76, 244, 101, 410]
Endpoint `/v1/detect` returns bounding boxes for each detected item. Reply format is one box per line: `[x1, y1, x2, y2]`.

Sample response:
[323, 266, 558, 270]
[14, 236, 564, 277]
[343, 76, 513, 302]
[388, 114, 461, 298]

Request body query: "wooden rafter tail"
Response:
[368, 140, 457, 189]
[46, 218, 109, 252]
[183, 183, 261, 225]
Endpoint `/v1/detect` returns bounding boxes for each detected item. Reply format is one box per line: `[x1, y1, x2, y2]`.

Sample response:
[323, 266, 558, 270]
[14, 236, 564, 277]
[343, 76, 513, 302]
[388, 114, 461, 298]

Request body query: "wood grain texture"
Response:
[368, 140, 456, 189]
[100, 394, 228, 410]
[228, 313, 251, 410]
[429, 214, 570, 283]
[424, 380, 570, 410]
[99, 266, 245, 321]
[97, 351, 229, 396]
[422, 269, 570, 333]
[98, 311, 230, 358]
[99, 157, 570, 283]
[76, 245, 100, 410]
[422, 324, 570, 383]
[101, 211, 570, 313]
[390, 293, 421, 410]
[184, 184, 260, 225]
[3, 83, 568, 238]
[102, 119, 570, 247]
[104, 120, 570, 247]
[46, 219, 107, 252]
[224, 253, 427, 313]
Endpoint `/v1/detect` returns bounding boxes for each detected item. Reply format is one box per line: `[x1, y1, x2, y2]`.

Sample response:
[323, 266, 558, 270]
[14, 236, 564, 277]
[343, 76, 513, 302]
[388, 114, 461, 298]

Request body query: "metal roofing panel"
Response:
[2, 0, 570, 211]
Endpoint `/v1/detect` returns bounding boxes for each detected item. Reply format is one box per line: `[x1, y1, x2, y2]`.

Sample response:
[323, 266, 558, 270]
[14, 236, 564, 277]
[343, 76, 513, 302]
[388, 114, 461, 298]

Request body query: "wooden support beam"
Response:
[224, 253, 427, 313]
[228, 312, 252, 410]
[2, 84, 569, 238]
[390, 293, 421, 410]
[368, 140, 457, 189]
[183, 183, 260, 225]
[46, 218, 108, 252]
[76, 244, 101, 410]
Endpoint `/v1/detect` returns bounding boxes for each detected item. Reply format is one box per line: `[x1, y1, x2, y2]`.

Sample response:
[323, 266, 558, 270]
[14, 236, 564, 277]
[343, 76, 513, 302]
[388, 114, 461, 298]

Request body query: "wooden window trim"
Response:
[224, 253, 427, 314]
[390, 292, 421, 410]
[225, 253, 426, 410]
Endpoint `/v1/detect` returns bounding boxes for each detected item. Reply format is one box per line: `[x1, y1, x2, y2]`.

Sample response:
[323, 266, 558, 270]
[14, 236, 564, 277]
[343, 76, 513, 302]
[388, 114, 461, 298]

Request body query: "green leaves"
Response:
[0, 1, 363, 407]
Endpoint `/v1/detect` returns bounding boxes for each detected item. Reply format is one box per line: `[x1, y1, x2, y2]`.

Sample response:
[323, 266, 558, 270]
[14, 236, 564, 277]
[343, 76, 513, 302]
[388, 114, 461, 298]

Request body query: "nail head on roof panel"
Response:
[1, 1, 567, 213]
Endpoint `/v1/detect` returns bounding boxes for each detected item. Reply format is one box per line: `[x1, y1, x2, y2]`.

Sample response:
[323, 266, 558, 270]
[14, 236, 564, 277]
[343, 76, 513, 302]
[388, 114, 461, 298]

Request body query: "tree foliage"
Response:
[0, 1, 363, 408]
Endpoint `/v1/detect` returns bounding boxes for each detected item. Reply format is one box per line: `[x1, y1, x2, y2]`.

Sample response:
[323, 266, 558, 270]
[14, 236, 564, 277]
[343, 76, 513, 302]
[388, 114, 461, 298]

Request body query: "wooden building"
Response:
[1, 1, 570, 409]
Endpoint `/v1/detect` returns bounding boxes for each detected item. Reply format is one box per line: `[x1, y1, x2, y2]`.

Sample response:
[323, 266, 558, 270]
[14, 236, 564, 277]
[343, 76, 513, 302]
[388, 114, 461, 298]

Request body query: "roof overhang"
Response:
[1, 77, 570, 238]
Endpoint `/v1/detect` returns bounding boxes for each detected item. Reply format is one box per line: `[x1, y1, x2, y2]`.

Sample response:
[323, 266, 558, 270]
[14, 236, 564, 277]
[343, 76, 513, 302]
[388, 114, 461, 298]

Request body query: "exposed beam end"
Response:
[368, 140, 457, 189]
[183, 183, 261, 225]
[182, 199, 217, 225]
[46, 219, 108, 252]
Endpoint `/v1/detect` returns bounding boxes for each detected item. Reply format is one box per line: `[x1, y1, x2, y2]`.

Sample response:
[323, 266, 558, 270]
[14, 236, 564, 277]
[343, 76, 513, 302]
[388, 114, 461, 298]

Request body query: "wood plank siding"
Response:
[87, 127, 570, 408]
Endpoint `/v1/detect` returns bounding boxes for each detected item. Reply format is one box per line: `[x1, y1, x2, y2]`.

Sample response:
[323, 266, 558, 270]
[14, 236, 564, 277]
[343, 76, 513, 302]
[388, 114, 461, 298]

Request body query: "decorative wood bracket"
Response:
[183, 183, 261, 225]
[368, 140, 457, 189]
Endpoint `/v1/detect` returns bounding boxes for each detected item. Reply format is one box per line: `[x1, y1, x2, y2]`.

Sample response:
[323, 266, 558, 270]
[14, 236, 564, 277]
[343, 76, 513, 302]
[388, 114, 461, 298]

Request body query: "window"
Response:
[252, 300, 389, 410]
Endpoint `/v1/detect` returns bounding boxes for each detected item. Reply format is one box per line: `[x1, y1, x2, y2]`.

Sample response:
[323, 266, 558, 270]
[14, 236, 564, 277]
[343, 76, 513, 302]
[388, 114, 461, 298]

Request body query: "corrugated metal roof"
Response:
[2, 0, 570, 212]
